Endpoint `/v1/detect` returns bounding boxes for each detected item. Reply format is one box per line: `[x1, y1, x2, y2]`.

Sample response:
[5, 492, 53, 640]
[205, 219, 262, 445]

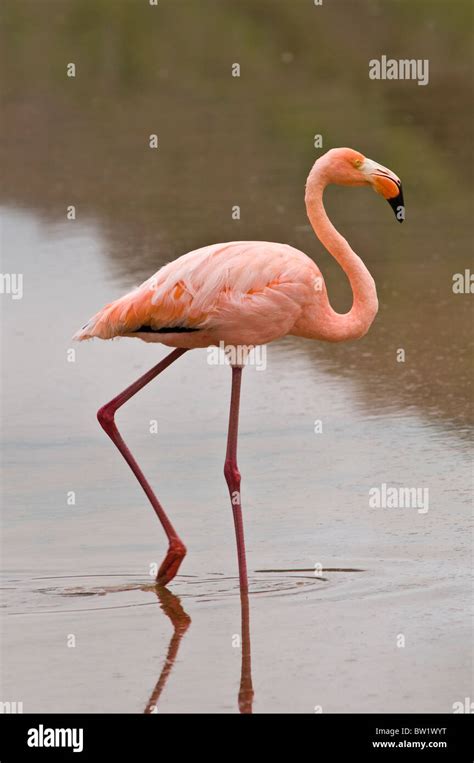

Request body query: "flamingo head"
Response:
[316, 147, 405, 223]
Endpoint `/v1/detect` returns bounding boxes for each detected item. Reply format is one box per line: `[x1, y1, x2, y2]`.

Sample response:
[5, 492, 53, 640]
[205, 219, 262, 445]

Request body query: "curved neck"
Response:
[304, 169, 378, 342]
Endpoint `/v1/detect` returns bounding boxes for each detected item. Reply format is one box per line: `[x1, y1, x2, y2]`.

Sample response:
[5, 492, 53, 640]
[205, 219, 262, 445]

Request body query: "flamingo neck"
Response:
[304, 170, 379, 342]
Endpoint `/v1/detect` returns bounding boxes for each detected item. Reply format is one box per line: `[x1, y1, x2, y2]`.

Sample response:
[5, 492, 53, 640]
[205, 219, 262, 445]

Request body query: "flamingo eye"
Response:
[353, 158, 363, 169]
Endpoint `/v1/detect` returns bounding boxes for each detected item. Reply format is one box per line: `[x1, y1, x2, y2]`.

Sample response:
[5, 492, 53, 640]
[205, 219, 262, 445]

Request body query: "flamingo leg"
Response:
[224, 366, 249, 593]
[97, 347, 188, 586]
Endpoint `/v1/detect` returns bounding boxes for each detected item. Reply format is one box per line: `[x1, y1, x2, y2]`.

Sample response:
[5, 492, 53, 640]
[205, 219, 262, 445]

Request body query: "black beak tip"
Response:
[387, 186, 405, 223]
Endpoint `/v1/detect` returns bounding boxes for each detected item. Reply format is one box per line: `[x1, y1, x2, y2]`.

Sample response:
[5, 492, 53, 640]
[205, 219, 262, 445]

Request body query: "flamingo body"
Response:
[75, 241, 323, 348]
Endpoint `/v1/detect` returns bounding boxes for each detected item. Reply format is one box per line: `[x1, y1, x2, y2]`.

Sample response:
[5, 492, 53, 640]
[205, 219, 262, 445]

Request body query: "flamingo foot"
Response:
[156, 542, 187, 587]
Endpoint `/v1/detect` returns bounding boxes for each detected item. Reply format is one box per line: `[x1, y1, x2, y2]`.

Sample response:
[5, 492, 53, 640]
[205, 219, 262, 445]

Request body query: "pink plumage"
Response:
[74, 241, 322, 348]
[74, 148, 404, 592]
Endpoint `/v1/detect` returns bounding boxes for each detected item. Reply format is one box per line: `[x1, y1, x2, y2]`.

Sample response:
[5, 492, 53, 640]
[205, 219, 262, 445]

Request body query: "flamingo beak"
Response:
[363, 158, 405, 223]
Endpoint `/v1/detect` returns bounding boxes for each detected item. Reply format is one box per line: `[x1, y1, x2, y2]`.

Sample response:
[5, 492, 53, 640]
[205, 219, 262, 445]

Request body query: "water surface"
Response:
[1, 0, 472, 713]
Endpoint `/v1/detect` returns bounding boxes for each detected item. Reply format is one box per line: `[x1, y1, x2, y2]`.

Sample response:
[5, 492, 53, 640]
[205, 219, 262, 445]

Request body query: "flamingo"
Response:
[74, 147, 404, 594]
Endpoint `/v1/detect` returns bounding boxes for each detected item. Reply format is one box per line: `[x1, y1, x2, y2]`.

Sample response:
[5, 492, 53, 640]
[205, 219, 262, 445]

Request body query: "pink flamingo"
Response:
[74, 147, 404, 593]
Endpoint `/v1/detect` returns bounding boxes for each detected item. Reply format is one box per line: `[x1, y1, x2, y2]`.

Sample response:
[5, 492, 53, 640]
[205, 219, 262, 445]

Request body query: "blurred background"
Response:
[1, 0, 473, 427]
[0, 0, 472, 713]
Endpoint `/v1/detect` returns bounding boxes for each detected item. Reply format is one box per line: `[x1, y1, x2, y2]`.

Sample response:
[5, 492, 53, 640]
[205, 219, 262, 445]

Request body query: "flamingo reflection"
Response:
[238, 591, 254, 713]
[144, 586, 191, 713]
[144, 585, 254, 713]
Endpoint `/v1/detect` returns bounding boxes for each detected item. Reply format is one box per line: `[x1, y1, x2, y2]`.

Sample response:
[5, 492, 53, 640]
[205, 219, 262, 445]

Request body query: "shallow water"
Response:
[1, 0, 472, 714]
[1, 207, 471, 713]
